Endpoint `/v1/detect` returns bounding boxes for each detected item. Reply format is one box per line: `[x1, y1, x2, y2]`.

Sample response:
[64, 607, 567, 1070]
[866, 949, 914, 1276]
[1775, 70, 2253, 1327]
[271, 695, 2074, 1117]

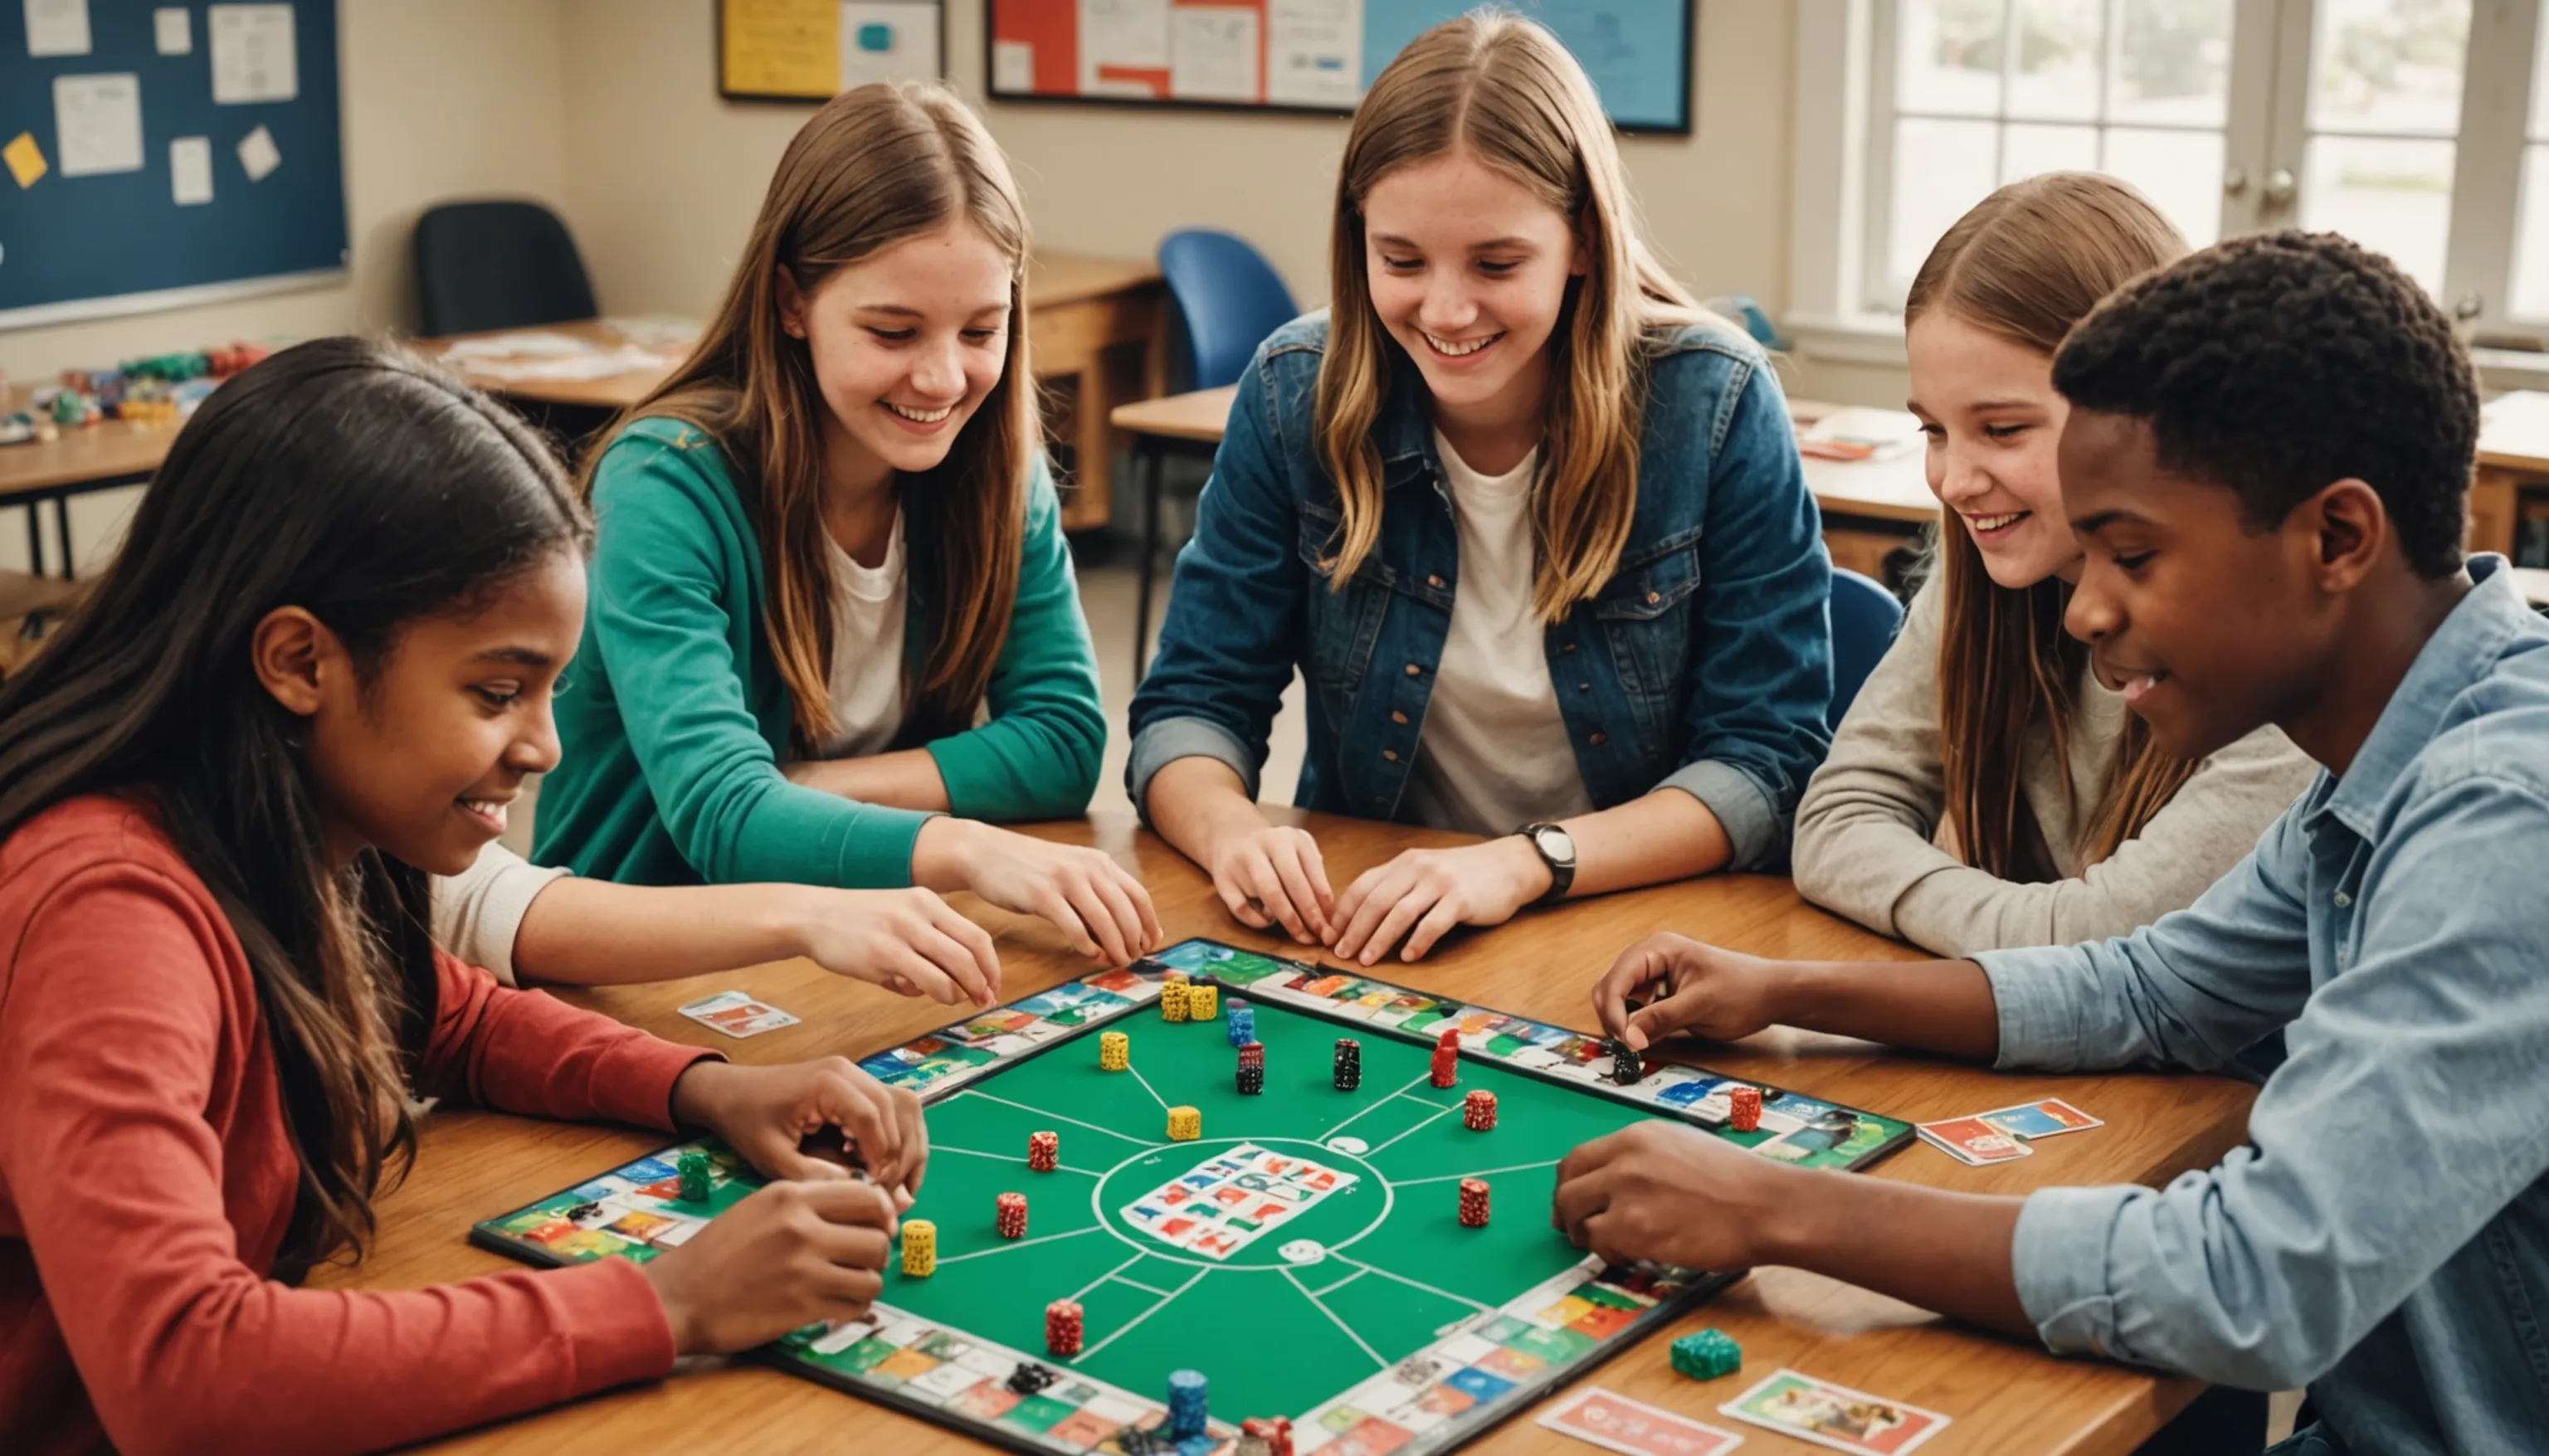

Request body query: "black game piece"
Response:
[1114, 1426, 1178, 1455]
[1006, 1361, 1057, 1395]
[564, 1200, 600, 1222]
[1606, 1038, 1642, 1086]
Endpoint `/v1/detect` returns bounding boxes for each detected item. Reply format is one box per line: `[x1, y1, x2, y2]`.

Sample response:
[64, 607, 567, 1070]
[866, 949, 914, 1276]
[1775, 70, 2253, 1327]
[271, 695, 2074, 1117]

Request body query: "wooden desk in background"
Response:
[2474, 390, 2549, 567]
[315, 809, 2257, 1456]
[0, 386, 178, 578]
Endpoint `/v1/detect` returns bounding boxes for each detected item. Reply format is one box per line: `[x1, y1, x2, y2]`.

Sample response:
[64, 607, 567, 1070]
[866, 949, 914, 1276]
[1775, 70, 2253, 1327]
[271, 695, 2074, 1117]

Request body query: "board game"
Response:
[475, 938, 1914, 1455]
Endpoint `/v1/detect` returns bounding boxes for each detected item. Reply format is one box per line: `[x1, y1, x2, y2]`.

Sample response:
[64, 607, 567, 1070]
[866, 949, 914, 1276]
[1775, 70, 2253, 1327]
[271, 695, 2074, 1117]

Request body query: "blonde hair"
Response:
[585, 81, 1036, 747]
[1317, 9, 1708, 621]
[1907, 172, 2193, 874]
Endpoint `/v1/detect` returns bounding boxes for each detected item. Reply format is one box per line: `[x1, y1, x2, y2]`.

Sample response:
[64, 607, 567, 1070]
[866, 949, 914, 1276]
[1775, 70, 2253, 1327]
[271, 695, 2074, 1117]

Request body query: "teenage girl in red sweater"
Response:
[0, 338, 926, 1456]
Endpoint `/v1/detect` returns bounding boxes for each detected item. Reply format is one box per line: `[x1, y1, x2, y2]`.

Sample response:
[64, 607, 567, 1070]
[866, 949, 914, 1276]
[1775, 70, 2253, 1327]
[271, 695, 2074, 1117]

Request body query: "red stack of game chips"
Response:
[1457, 1176, 1489, 1227]
[1463, 1089, 1497, 1131]
[1430, 1026, 1460, 1088]
[1728, 1085, 1763, 1132]
[997, 1191, 1028, 1239]
[1028, 1131, 1059, 1172]
[1045, 1298, 1083, 1356]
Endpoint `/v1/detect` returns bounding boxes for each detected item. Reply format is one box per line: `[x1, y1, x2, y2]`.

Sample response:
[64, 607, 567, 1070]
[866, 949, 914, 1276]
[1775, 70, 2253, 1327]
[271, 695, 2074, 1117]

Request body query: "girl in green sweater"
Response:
[535, 82, 1158, 964]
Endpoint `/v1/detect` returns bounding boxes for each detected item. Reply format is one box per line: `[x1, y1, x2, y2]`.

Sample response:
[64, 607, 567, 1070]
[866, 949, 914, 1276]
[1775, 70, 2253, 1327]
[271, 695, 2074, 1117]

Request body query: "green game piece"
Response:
[676, 1148, 712, 1203]
[1670, 1327, 1742, 1381]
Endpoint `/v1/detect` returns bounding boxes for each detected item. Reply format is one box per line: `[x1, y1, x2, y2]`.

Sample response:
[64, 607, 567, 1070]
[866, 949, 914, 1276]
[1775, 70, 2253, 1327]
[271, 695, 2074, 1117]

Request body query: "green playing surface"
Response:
[879, 998, 1654, 1423]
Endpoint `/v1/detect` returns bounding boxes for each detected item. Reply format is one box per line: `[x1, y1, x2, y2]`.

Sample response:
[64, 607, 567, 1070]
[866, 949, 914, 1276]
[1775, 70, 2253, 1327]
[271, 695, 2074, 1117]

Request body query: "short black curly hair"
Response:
[2052, 230, 2476, 578]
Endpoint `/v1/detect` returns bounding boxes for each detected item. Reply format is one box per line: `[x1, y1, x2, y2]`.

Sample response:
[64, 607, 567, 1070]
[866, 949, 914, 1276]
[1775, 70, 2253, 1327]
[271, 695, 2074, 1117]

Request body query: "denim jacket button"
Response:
[1383, 750, 1399, 762]
[1561, 642, 1577, 654]
[1589, 731, 1609, 747]
[1404, 662, 1424, 677]
[2334, 890, 2352, 907]
[1391, 710, 1408, 724]
[1645, 590, 1660, 605]
[1427, 573, 1445, 588]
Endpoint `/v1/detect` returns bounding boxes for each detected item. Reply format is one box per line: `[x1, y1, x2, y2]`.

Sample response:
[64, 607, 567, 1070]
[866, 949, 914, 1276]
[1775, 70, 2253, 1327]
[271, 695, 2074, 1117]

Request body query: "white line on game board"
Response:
[1075, 1267, 1210, 1363]
[1366, 1103, 1457, 1156]
[932, 1145, 1102, 1176]
[1322, 1249, 1494, 1312]
[958, 1091, 1163, 1147]
[935, 1225, 1110, 1265]
[1125, 1063, 1172, 1113]
[1318, 1071, 1435, 1142]
[1307, 1269, 1366, 1298]
[1283, 1265, 1388, 1368]
[1386, 1159, 1564, 1188]
[1113, 1278, 1177, 1296]
[1065, 1253, 1149, 1304]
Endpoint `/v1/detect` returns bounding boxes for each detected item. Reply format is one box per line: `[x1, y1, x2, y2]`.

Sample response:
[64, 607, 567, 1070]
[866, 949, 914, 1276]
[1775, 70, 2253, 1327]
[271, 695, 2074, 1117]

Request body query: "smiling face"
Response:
[2059, 408, 2332, 758]
[1359, 148, 1585, 446]
[780, 217, 1015, 492]
[295, 549, 587, 875]
[1907, 309, 2080, 589]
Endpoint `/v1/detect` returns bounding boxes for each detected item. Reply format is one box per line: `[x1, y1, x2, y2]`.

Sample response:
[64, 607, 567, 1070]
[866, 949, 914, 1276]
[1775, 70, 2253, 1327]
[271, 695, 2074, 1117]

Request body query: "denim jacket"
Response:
[1127, 313, 1833, 868]
[1978, 558, 2549, 1454]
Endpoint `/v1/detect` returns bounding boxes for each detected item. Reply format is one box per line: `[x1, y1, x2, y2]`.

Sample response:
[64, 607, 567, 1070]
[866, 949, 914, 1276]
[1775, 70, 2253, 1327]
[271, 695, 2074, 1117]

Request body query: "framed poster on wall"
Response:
[984, 0, 1694, 134]
[720, 0, 946, 100]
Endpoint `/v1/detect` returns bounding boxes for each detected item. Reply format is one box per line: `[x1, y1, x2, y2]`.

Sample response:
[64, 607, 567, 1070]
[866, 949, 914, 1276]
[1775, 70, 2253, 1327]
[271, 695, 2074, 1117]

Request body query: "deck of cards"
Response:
[1718, 1369, 1952, 1454]
[677, 989, 801, 1039]
[1917, 1097, 2102, 1166]
[1538, 1385, 1745, 1455]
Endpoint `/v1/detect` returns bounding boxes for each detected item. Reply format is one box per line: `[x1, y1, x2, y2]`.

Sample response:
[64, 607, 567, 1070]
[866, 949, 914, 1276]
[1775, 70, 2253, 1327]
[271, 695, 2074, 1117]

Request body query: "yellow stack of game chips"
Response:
[1160, 983, 1191, 1021]
[1188, 985, 1219, 1020]
[1099, 1030, 1129, 1070]
[901, 1219, 936, 1277]
[1167, 1106, 1201, 1141]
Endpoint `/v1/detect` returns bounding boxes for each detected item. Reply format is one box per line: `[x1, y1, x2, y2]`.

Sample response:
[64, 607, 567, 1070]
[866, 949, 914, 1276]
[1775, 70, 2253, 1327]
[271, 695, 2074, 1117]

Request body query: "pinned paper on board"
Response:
[992, 38, 1034, 92]
[3, 132, 46, 190]
[54, 73, 143, 178]
[236, 123, 280, 183]
[1079, 0, 1168, 95]
[840, 2, 938, 89]
[210, 3, 298, 105]
[1267, 0, 1357, 106]
[1170, 5, 1257, 101]
[154, 6, 192, 54]
[24, 0, 90, 57]
[171, 136, 213, 205]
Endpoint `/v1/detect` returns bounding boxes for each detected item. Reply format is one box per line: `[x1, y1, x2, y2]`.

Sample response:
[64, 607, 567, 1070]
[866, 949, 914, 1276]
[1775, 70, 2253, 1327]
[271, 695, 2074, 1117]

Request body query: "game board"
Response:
[474, 938, 1914, 1455]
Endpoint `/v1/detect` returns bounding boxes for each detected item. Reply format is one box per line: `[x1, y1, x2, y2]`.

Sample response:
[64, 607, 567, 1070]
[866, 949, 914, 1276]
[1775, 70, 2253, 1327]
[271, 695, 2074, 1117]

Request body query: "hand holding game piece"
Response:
[639, 1176, 899, 1355]
[780, 884, 1003, 1007]
[1328, 836, 1549, 964]
[911, 817, 1162, 965]
[1551, 1121, 1786, 1273]
[670, 1058, 929, 1205]
[1203, 821, 1335, 946]
[1591, 933, 1789, 1051]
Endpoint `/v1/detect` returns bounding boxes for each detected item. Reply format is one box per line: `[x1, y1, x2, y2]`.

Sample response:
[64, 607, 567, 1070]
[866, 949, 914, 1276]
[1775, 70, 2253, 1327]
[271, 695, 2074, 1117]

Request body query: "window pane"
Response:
[1898, 0, 2007, 116]
[2302, 135, 2455, 291]
[2007, 0, 2103, 120]
[2110, 0, 2232, 126]
[2532, 0, 2549, 139]
[2309, 0, 2469, 137]
[2103, 127, 2226, 246]
[2001, 122, 2099, 183]
[2508, 145, 2549, 318]
[1892, 117, 2003, 285]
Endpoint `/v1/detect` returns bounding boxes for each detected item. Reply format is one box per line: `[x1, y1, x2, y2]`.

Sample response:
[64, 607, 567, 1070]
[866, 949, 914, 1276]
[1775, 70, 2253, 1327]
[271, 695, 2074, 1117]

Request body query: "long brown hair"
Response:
[1318, 10, 1709, 620]
[0, 339, 590, 1269]
[592, 81, 1036, 745]
[1908, 172, 2192, 874]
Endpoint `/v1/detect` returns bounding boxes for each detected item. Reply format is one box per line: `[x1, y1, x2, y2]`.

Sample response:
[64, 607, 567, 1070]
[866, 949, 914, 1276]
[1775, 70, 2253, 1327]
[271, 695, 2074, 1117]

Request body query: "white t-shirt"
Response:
[817, 509, 910, 760]
[429, 841, 570, 986]
[1403, 431, 1596, 838]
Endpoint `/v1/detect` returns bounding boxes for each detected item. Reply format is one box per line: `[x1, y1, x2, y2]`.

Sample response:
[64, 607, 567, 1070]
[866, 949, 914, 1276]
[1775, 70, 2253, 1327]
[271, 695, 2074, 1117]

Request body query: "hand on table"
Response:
[1204, 822, 1335, 946]
[916, 818, 1161, 965]
[1328, 836, 1551, 965]
[1592, 933, 1789, 1050]
[1552, 1120, 1785, 1272]
[669, 1058, 928, 1201]
[641, 1176, 898, 1355]
[783, 886, 1002, 1008]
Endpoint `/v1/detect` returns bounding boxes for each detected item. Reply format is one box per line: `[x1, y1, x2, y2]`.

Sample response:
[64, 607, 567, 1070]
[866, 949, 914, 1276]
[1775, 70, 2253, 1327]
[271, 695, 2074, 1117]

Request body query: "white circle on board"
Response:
[1325, 1136, 1369, 1156]
[1279, 1239, 1326, 1264]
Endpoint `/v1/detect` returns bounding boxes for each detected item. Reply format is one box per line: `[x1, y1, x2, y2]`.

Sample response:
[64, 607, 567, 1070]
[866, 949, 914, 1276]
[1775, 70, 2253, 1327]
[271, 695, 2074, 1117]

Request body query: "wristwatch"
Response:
[1513, 821, 1577, 905]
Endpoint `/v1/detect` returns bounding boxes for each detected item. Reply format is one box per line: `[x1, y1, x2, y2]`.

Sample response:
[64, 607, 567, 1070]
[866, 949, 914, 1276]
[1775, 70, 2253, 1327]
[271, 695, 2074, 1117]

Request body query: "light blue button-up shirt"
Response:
[1975, 557, 2549, 1455]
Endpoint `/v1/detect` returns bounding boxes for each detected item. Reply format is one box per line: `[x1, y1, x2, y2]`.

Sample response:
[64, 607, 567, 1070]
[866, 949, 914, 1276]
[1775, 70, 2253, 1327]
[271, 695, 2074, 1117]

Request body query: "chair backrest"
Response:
[412, 200, 599, 337]
[1158, 229, 1301, 390]
[1828, 567, 1906, 729]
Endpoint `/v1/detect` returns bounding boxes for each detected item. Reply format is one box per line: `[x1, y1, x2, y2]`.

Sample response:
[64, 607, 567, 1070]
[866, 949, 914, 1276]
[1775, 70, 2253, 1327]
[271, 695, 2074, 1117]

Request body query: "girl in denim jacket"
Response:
[1131, 12, 1832, 965]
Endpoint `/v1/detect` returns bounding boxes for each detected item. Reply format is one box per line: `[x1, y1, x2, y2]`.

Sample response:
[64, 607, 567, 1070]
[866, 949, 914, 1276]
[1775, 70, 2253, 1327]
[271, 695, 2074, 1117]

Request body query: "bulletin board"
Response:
[985, 0, 1695, 134]
[0, 1, 346, 329]
[719, 0, 946, 101]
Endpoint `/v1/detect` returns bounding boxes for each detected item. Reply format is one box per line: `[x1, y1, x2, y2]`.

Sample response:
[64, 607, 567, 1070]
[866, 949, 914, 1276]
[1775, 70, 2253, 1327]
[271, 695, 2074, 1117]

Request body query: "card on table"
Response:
[1537, 1385, 1746, 1456]
[1976, 1098, 2103, 1140]
[677, 989, 802, 1039]
[1914, 1116, 2032, 1166]
[1718, 1369, 1950, 1455]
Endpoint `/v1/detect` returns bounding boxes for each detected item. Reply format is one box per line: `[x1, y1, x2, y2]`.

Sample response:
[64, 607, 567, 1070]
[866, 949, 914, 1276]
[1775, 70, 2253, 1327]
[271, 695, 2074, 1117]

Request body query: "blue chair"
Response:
[1158, 229, 1300, 390]
[1828, 568, 1905, 728]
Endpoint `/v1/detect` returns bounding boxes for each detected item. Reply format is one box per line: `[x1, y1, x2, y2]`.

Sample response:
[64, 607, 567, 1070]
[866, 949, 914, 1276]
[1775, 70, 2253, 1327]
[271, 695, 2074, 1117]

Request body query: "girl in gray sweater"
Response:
[1794, 174, 2317, 954]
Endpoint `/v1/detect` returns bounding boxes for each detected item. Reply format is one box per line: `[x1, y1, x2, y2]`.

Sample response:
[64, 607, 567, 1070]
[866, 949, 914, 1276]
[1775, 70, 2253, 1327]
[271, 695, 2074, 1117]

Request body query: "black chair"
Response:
[412, 200, 599, 337]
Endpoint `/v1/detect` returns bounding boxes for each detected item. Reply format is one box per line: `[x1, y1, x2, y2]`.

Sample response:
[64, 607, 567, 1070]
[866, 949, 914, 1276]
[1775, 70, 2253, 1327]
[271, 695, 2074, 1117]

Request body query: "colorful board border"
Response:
[472, 939, 1913, 1454]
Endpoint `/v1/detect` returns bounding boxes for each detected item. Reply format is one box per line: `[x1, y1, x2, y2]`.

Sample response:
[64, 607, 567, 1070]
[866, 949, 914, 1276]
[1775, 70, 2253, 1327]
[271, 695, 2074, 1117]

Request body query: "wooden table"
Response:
[316, 811, 2255, 1455]
[0, 386, 178, 577]
[416, 318, 695, 412]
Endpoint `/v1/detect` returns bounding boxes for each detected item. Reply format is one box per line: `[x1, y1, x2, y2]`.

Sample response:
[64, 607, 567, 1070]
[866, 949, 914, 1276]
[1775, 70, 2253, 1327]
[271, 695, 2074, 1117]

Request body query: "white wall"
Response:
[2, 0, 573, 572]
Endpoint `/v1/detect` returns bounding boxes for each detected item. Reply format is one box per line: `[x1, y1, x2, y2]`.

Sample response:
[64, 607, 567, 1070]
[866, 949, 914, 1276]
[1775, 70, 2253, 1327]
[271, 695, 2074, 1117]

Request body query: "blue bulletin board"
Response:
[0, 2, 347, 329]
[987, 0, 1694, 135]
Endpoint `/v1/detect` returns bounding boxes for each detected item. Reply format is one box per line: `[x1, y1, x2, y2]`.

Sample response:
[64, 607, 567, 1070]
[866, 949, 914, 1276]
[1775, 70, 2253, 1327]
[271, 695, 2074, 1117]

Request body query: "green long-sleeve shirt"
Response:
[532, 416, 1104, 888]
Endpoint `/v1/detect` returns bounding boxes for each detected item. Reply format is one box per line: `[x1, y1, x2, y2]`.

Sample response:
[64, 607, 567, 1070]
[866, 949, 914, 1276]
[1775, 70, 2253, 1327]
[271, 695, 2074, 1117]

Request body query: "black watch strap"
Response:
[1516, 821, 1576, 904]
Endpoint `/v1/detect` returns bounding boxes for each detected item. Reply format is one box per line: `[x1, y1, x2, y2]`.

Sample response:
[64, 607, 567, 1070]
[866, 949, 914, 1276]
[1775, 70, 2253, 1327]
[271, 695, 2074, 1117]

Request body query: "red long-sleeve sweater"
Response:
[0, 795, 714, 1456]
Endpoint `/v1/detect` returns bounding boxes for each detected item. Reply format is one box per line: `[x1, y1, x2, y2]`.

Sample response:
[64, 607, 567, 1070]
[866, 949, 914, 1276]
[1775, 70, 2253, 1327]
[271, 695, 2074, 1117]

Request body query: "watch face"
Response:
[1533, 825, 1577, 864]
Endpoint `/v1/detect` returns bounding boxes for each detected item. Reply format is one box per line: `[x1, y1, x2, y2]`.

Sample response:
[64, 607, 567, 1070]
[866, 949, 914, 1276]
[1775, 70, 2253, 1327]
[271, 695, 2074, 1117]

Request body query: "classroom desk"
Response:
[0, 386, 177, 577]
[316, 810, 2256, 1456]
[416, 318, 690, 412]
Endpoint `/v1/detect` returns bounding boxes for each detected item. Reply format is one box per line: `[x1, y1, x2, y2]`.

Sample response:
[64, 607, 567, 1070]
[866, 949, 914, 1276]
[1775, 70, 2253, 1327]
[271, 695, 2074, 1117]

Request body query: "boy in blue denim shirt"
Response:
[1552, 232, 2549, 1455]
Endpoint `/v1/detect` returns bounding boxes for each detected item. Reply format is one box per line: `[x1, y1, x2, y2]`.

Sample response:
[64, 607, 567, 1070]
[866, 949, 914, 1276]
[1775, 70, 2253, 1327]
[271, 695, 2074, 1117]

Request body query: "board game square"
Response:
[826, 1337, 899, 1375]
[1538, 1294, 1596, 1327]
[946, 1381, 1021, 1420]
[1045, 1409, 1121, 1447]
[914, 1331, 971, 1358]
[1414, 1381, 1477, 1416]
[910, 1362, 988, 1400]
[874, 1348, 940, 1381]
[1574, 1280, 1651, 1312]
[1474, 1346, 1545, 1380]
[1442, 1367, 1514, 1401]
[1567, 1305, 1639, 1339]
[1505, 1325, 1598, 1366]
[1318, 1404, 1371, 1434]
[1328, 1417, 1416, 1456]
[1000, 1393, 1076, 1432]
[1474, 1315, 1531, 1343]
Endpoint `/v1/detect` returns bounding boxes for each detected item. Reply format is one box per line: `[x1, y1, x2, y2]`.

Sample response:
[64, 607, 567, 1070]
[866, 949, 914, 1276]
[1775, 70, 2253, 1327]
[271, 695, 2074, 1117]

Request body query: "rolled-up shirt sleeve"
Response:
[429, 843, 571, 986]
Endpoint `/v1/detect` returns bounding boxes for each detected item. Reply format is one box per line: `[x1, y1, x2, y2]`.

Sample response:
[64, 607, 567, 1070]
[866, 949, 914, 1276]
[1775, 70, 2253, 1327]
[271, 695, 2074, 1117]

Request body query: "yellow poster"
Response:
[4, 132, 48, 190]
[722, 0, 840, 99]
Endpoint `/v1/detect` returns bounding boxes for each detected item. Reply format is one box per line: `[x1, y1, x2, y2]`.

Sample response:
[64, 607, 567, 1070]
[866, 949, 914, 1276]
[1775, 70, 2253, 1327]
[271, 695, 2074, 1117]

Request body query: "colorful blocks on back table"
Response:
[1670, 1327, 1741, 1380]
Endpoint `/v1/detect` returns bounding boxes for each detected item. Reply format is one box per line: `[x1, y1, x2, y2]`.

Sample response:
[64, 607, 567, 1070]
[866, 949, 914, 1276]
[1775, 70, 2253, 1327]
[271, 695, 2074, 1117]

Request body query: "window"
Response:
[1791, 0, 2549, 356]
